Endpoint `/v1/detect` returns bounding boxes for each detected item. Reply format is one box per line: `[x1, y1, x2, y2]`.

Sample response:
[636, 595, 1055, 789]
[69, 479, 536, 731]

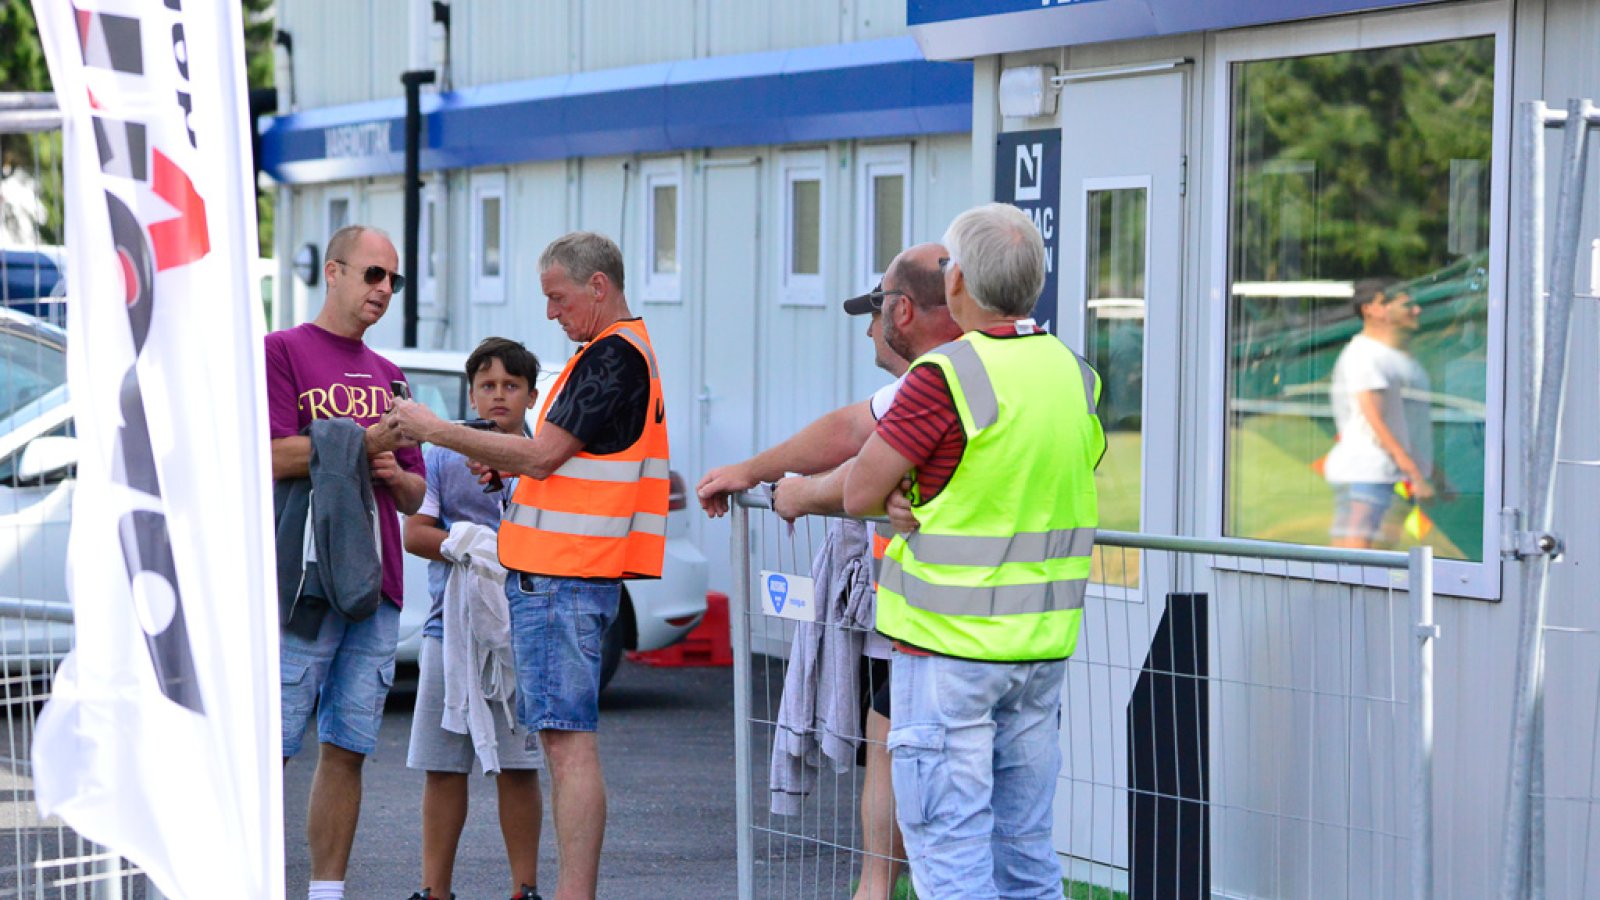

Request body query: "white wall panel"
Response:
[283, 0, 372, 107]
[581, 0, 697, 71]
[457, 0, 574, 86]
[367, 2, 410, 101]
[460, 162, 572, 367]
[707, 0, 841, 55]
[854, 0, 907, 41]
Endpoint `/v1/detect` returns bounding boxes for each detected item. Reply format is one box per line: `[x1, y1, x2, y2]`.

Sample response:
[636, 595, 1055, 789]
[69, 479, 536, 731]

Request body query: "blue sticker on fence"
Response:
[767, 574, 788, 614]
[758, 570, 816, 622]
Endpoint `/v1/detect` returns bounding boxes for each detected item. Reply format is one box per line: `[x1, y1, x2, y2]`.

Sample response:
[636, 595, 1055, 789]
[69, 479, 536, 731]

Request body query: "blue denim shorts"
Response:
[505, 573, 621, 733]
[280, 602, 399, 758]
[1330, 481, 1396, 540]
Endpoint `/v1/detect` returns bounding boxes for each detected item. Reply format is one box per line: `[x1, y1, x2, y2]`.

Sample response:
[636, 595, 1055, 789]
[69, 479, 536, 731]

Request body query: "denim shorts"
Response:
[889, 651, 1066, 899]
[280, 602, 399, 758]
[505, 573, 621, 733]
[405, 636, 544, 774]
[1330, 481, 1396, 540]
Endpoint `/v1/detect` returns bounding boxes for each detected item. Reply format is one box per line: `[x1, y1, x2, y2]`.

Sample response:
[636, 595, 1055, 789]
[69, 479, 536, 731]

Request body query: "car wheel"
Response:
[598, 593, 635, 691]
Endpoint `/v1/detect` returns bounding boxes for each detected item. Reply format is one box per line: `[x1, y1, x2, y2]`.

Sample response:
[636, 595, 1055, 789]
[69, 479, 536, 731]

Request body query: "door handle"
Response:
[697, 386, 712, 426]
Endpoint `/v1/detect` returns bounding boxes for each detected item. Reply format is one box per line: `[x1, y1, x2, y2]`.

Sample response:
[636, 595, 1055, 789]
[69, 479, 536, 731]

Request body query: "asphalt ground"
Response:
[283, 660, 741, 899]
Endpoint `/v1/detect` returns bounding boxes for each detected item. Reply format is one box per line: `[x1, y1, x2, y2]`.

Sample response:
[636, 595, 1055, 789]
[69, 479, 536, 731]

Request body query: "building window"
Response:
[1219, 26, 1502, 587]
[1084, 183, 1147, 590]
[782, 151, 826, 306]
[641, 159, 683, 302]
[856, 145, 911, 290]
[471, 172, 507, 305]
[325, 192, 351, 239]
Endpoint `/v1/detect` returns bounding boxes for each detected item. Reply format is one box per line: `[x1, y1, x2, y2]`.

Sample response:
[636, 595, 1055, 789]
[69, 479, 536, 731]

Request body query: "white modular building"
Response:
[909, 0, 1600, 897]
[260, 0, 975, 590]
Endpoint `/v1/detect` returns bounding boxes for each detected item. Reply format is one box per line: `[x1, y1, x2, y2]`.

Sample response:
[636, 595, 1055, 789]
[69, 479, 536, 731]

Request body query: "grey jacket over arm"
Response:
[273, 417, 383, 637]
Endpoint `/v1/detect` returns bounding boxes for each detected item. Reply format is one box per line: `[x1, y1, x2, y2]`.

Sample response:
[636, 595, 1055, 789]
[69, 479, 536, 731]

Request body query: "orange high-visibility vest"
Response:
[499, 319, 670, 579]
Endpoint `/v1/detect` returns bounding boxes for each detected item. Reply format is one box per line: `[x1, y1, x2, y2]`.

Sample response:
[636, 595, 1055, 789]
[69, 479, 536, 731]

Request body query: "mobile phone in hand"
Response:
[390, 380, 411, 401]
[454, 418, 505, 493]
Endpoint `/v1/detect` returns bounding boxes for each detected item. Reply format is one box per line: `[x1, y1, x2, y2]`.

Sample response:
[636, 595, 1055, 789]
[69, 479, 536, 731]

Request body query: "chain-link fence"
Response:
[0, 92, 161, 900]
[728, 489, 1436, 899]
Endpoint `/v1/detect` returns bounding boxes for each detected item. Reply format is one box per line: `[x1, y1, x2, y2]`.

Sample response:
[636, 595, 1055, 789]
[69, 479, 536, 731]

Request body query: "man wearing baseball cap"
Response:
[696, 242, 958, 899]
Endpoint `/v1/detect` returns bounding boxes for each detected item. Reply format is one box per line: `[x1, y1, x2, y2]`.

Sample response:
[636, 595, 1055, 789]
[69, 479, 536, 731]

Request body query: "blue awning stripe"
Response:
[260, 37, 972, 185]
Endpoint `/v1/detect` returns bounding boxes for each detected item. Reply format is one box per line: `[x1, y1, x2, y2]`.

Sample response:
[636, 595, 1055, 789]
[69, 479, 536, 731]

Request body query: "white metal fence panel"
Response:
[729, 491, 1435, 899]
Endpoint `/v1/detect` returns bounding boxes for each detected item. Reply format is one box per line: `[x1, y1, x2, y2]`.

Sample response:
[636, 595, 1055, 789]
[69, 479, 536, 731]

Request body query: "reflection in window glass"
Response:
[872, 174, 904, 275]
[1085, 188, 1146, 588]
[653, 183, 678, 275]
[1225, 36, 1493, 560]
[791, 178, 821, 276]
[481, 195, 501, 278]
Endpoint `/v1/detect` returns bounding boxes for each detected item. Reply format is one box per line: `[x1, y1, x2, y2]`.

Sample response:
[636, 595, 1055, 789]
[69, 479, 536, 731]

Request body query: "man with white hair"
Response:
[845, 203, 1105, 899]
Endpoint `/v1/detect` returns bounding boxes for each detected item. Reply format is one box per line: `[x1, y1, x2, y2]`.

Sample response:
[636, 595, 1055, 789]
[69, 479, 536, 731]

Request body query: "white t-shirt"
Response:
[869, 375, 906, 421]
[1323, 334, 1433, 485]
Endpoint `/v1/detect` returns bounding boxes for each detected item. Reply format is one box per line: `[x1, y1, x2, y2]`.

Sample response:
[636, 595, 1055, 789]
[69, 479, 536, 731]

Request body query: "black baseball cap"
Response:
[843, 282, 888, 315]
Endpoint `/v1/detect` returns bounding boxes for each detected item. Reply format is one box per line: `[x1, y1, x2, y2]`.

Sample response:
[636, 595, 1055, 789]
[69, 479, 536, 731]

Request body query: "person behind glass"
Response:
[403, 338, 546, 900]
[384, 232, 668, 900]
[844, 204, 1105, 899]
[266, 225, 427, 900]
[1324, 278, 1436, 549]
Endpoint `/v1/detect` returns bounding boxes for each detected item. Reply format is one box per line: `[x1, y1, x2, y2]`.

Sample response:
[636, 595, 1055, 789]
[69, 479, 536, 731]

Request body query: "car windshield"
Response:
[404, 368, 467, 421]
[0, 325, 67, 423]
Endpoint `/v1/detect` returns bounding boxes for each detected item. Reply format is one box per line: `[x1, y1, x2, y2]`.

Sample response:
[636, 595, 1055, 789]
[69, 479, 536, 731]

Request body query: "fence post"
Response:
[730, 500, 755, 899]
[1410, 545, 1435, 900]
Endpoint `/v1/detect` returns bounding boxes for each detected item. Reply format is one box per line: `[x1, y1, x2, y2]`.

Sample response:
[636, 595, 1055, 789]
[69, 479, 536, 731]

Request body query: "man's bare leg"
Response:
[541, 730, 605, 900]
[307, 742, 366, 881]
[420, 771, 469, 897]
[855, 710, 905, 899]
[497, 768, 544, 893]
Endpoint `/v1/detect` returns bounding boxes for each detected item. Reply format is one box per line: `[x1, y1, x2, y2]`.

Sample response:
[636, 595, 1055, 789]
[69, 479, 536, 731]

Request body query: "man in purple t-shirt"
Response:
[266, 224, 425, 900]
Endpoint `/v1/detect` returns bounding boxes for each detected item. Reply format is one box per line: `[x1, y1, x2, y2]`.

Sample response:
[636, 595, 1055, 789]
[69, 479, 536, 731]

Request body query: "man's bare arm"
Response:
[389, 398, 585, 481]
[844, 434, 914, 518]
[270, 420, 415, 481]
[697, 399, 878, 516]
[1354, 389, 1433, 498]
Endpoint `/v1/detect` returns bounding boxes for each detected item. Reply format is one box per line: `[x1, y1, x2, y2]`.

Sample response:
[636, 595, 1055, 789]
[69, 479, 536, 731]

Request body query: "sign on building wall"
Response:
[994, 129, 1061, 332]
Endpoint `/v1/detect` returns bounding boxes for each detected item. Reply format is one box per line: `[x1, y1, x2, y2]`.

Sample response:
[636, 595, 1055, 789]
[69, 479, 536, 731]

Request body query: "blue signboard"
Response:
[994, 129, 1061, 333]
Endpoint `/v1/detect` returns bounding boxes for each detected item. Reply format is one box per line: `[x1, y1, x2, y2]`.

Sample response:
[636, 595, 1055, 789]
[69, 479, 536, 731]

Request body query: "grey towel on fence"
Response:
[769, 518, 876, 816]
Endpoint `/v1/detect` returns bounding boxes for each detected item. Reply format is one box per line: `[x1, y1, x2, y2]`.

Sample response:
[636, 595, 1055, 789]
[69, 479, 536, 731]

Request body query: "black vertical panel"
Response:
[1128, 592, 1209, 899]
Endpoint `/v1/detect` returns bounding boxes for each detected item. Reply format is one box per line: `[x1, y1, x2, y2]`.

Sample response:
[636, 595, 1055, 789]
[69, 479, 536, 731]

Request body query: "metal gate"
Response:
[0, 91, 161, 899]
[728, 489, 1437, 899]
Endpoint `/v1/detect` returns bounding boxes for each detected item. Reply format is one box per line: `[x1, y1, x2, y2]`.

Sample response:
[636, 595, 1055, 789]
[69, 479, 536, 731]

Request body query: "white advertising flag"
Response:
[28, 1, 284, 897]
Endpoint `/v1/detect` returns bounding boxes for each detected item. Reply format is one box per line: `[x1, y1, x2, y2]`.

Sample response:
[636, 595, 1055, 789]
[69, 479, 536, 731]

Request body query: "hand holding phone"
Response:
[455, 419, 505, 493]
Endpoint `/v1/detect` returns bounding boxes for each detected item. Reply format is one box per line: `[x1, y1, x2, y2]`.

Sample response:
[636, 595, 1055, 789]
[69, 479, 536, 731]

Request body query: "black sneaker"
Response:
[406, 891, 454, 900]
[510, 886, 542, 900]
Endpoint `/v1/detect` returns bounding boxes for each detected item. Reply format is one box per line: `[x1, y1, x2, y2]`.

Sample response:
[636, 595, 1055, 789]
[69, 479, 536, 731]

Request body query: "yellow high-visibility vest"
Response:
[875, 329, 1104, 661]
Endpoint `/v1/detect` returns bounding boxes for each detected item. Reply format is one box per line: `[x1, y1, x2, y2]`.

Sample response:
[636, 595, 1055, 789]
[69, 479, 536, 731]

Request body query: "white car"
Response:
[381, 349, 709, 689]
[0, 321, 708, 691]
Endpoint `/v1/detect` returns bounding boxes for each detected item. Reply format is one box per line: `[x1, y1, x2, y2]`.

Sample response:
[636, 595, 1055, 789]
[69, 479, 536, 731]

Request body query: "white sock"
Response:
[307, 880, 344, 900]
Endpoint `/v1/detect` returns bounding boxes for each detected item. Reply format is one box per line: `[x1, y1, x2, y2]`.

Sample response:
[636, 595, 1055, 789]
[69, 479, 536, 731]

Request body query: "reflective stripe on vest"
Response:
[874, 330, 1103, 661]
[870, 522, 893, 583]
[878, 560, 1087, 616]
[904, 527, 1094, 568]
[499, 318, 671, 579]
[504, 505, 668, 539]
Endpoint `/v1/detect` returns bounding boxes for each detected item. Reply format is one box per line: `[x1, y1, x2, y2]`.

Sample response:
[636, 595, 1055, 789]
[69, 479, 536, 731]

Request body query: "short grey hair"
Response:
[941, 203, 1046, 317]
[539, 231, 625, 292]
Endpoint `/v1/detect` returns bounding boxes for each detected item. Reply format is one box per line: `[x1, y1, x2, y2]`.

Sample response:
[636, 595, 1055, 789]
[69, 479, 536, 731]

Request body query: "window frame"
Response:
[418, 186, 442, 308]
[855, 144, 912, 292]
[1205, 1, 1512, 599]
[780, 150, 828, 307]
[640, 157, 685, 303]
[1079, 174, 1153, 605]
[470, 172, 508, 306]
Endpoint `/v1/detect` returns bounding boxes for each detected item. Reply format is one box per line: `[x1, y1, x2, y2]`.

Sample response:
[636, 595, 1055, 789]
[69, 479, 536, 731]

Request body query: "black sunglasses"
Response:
[334, 259, 406, 293]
